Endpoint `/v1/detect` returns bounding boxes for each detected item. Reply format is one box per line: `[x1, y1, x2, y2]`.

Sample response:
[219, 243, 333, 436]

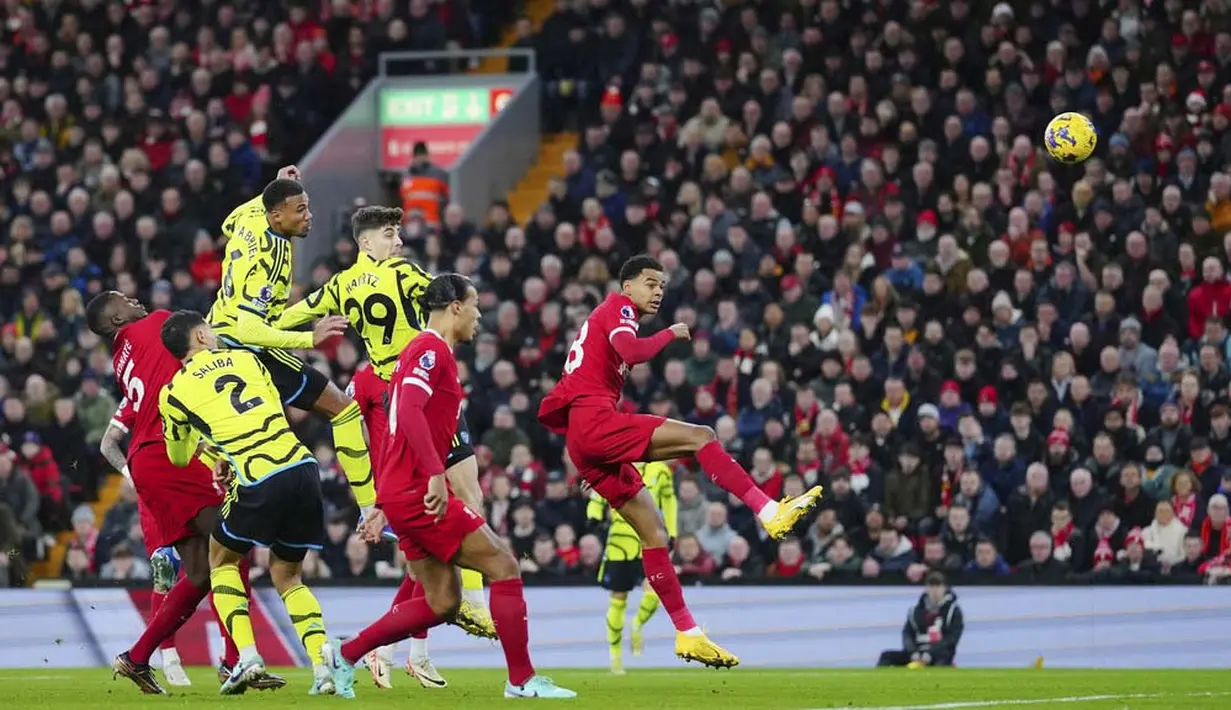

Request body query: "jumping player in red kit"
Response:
[325, 274, 575, 700]
[87, 291, 283, 695]
[538, 255, 824, 667]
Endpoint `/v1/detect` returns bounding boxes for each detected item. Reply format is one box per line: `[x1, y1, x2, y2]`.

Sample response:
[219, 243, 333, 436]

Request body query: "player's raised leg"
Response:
[646, 420, 822, 539]
[611, 478, 738, 668]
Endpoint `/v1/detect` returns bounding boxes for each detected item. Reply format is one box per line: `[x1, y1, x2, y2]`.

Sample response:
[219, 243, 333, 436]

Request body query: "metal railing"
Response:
[377, 47, 536, 77]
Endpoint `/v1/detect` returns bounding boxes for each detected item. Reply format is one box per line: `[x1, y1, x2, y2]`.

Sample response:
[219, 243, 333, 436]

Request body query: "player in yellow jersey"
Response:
[275, 206, 495, 689]
[587, 461, 677, 675]
[206, 166, 376, 530]
[158, 310, 338, 697]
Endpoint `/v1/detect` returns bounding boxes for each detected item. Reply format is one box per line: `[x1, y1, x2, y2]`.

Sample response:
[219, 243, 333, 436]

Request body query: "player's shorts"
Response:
[384, 495, 486, 563]
[446, 413, 475, 469]
[129, 443, 222, 552]
[252, 345, 330, 411]
[214, 460, 326, 563]
[565, 406, 664, 508]
[599, 559, 644, 593]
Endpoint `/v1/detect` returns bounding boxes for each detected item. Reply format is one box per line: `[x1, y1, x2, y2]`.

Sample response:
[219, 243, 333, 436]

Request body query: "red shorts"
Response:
[565, 406, 664, 508]
[129, 444, 223, 551]
[350, 365, 390, 477]
[137, 498, 160, 558]
[384, 495, 486, 563]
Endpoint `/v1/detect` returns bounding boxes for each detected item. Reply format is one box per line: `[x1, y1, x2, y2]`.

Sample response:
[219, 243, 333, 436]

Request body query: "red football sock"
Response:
[149, 591, 176, 651]
[489, 579, 535, 686]
[697, 440, 773, 514]
[404, 577, 429, 640]
[340, 597, 444, 665]
[642, 546, 697, 632]
[131, 577, 208, 664]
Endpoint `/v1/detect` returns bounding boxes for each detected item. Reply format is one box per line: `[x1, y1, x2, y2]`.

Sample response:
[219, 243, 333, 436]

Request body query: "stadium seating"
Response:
[3, 0, 1231, 590]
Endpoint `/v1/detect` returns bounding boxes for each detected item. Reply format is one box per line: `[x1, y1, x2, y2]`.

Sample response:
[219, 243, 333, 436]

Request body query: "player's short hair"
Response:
[619, 254, 664, 284]
[420, 273, 474, 312]
[160, 310, 207, 360]
[350, 206, 404, 241]
[84, 291, 122, 336]
[261, 178, 305, 211]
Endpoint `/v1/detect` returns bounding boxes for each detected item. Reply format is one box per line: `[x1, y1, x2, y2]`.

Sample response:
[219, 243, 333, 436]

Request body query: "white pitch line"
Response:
[806, 691, 1231, 710]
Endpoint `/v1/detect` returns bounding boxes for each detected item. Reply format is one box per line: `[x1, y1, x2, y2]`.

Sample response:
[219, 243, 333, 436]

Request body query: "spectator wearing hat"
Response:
[1117, 317, 1159, 379]
[1107, 528, 1160, 581]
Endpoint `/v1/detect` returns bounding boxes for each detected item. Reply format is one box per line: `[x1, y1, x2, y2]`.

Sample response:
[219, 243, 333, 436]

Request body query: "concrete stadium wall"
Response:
[1, 586, 1227, 669]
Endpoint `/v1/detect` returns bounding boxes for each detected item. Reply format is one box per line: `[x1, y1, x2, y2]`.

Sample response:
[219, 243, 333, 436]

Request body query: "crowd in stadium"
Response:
[4, 0, 1231, 588]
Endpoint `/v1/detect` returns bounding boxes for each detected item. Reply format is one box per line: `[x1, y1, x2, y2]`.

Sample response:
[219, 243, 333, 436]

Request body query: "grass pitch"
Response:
[0, 667, 1223, 709]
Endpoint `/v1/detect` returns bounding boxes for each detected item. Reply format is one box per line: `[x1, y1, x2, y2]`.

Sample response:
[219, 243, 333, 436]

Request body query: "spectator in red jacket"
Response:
[1187, 257, 1231, 338]
[18, 432, 64, 528]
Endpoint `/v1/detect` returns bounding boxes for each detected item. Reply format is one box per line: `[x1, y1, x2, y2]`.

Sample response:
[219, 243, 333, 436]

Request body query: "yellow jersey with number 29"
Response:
[159, 348, 314, 488]
[275, 252, 432, 380]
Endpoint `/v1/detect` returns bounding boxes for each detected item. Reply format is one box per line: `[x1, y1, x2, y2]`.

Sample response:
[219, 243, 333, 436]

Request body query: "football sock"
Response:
[282, 584, 328, 666]
[490, 579, 535, 686]
[408, 577, 428, 640]
[217, 556, 252, 667]
[331, 402, 375, 508]
[634, 589, 660, 629]
[161, 647, 180, 666]
[696, 440, 777, 519]
[409, 637, 429, 664]
[461, 568, 487, 608]
[641, 546, 698, 633]
[149, 591, 175, 651]
[606, 596, 627, 650]
[210, 565, 254, 657]
[392, 574, 419, 607]
[131, 577, 208, 664]
[341, 597, 444, 665]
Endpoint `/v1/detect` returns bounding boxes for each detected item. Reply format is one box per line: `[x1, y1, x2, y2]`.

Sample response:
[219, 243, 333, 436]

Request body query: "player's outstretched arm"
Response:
[608, 326, 678, 366]
[273, 279, 340, 330]
[158, 388, 201, 468]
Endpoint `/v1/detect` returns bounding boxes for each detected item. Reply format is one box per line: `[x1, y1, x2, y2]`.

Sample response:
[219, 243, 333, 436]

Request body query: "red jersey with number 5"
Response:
[538, 293, 642, 431]
[380, 330, 463, 504]
[109, 310, 184, 460]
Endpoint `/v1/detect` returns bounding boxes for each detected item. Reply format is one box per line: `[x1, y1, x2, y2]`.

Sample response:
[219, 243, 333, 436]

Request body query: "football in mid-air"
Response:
[1044, 112, 1098, 164]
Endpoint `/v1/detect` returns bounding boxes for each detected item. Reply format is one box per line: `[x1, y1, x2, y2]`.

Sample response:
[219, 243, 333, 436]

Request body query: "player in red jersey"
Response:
[326, 274, 575, 700]
[538, 255, 824, 667]
[88, 292, 284, 695]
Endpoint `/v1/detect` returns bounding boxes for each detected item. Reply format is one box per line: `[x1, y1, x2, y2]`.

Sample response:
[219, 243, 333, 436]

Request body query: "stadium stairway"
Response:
[476, 0, 556, 74]
[28, 472, 125, 583]
[506, 132, 578, 223]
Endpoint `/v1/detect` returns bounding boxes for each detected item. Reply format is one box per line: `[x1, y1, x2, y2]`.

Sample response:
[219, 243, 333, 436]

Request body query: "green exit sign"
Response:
[380, 89, 492, 126]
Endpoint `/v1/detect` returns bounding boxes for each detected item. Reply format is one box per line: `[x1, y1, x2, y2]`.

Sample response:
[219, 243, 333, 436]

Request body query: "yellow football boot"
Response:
[762, 485, 824, 539]
[451, 599, 498, 640]
[675, 632, 739, 669]
[630, 625, 645, 656]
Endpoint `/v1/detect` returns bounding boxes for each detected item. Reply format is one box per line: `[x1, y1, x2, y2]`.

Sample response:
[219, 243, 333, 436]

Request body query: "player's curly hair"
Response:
[350, 206, 404, 241]
[420, 273, 474, 312]
[84, 291, 123, 337]
[261, 178, 305, 211]
[619, 254, 664, 284]
[160, 310, 207, 360]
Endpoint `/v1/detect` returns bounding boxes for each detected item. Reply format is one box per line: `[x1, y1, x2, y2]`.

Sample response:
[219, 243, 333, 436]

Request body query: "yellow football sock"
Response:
[210, 564, 254, 651]
[281, 584, 327, 665]
[606, 596, 627, 650]
[634, 589, 660, 628]
[331, 402, 375, 507]
[461, 568, 484, 593]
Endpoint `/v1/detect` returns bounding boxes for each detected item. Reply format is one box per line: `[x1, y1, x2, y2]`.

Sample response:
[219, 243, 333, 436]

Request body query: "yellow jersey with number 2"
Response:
[160, 348, 314, 488]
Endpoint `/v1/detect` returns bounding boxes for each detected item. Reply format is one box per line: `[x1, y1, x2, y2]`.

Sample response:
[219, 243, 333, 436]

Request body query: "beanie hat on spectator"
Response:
[1125, 528, 1144, 548]
[1047, 429, 1070, 448]
[917, 210, 938, 226]
[978, 387, 999, 407]
[917, 404, 940, 420]
[1109, 134, 1130, 150]
[601, 86, 623, 110]
[940, 380, 960, 397]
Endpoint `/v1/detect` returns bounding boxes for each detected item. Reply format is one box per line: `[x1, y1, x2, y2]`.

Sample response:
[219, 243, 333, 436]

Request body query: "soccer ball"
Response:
[1044, 112, 1097, 165]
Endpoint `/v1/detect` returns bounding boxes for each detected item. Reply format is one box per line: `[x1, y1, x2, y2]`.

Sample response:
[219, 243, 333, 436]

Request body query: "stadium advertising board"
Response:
[379, 86, 514, 171]
[0, 586, 1227, 669]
